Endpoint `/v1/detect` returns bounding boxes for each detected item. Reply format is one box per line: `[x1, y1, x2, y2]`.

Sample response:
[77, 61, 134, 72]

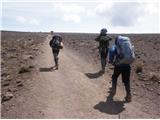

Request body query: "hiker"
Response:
[49, 34, 63, 70]
[95, 28, 112, 73]
[109, 35, 135, 102]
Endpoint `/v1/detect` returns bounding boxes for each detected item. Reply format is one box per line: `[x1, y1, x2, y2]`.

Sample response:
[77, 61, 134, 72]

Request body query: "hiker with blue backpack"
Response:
[49, 34, 63, 70]
[109, 35, 135, 102]
[95, 28, 112, 73]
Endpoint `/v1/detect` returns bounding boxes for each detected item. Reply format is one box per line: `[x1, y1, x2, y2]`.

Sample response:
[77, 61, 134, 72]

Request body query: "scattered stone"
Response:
[29, 65, 34, 69]
[17, 83, 23, 87]
[1, 73, 9, 77]
[150, 88, 154, 91]
[8, 88, 18, 92]
[135, 83, 139, 86]
[141, 84, 146, 88]
[147, 87, 154, 91]
[33, 48, 39, 51]
[18, 67, 30, 74]
[29, 55, 34, 59]
[133, 92, 137, 95]
[149, 72, 159, 81]
[16, 80, 21, 84]
[2, 82, 10, 87]
[145, 83, 151, 85]
[23, 55, 34, 60]
[2, 92, 13, 102]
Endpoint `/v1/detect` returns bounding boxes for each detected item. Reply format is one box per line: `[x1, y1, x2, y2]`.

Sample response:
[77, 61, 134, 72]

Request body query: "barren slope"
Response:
[1, 35, 153, 118]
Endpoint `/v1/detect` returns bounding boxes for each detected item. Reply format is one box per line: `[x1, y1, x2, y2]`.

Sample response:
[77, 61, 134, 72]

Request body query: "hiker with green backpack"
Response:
[95, 28, 112, 73]
[109, 35, 135, 102]
[49, 34, 63, 70]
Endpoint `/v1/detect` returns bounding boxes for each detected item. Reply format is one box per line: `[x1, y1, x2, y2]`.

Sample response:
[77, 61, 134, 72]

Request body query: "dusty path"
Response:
[2, 35, 151, 118]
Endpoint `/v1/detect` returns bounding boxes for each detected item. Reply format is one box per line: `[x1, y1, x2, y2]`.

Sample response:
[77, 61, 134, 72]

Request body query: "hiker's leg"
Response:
[122, 66, 131, 101]
[100, 50, 107, 71]
[101, 57, 106, 71]
[111, 66, 121, 95]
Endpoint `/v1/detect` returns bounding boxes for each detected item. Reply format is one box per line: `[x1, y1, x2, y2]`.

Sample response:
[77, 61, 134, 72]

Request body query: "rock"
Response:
[18, 67, 30, 74]
[150, 88, 154, 91]
[135, 83, 139, 86]
[145, 83, 151, 85]
[2, 92, 13, 102]
[133, 92, 137, 95]
[141, 84, 146, 88]
[149, 72, 159, 81]
[158, 81, 160, 84]
[1, 73, 9, 77]
[8, 88, 18, 92]
[23, 55, 34, 60]
[33, 48, 39, 51]
[17, 83, 23, 87]
[16, 80, 21, 83]
[29, 65, 34, 69]
[29, 55, 34, 59]
[2, 82, 10, 87]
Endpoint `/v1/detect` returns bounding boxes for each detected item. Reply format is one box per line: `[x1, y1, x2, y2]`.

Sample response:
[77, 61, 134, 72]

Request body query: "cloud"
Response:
[16, 16, 40, 25]
[52, 2, 85, 23]
[16, 16, 27, 23]
[29, 18, 40, 25]
[64, 14, 80, 23]
[93, 2, 147, 27]
[110, 2, 143, 26]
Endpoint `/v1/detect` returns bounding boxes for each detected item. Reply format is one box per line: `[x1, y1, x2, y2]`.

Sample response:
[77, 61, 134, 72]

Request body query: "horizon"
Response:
[1, 0, 160, 33]
[2, 30, 160, 34]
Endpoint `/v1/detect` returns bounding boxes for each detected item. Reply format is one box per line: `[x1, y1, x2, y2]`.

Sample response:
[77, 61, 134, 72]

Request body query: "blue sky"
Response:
[1, 0, 160, 33]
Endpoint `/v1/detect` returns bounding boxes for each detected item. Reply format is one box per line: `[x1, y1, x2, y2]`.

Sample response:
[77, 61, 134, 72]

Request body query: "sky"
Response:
[1, 0, 160, 33]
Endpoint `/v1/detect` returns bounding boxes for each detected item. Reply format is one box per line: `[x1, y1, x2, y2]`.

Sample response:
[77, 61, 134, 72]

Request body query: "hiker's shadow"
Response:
[85, 70, 104, 79]
[94, 92, 125, 115]
[39, 66, 57, 72]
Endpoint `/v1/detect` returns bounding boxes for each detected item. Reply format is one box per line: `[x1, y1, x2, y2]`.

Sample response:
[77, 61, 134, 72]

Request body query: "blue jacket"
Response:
[109, 45, 130, 67]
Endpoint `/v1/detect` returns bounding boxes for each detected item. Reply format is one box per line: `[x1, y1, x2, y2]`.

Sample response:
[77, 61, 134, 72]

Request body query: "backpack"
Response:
[116, 36, 135, 64]
[99, 35, 111, 49]
[51, 35, 61, 49]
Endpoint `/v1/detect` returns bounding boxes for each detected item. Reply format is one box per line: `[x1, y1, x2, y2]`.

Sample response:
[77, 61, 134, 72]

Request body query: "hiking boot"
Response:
[55, 65, 58, 70]
[125, 94, 132, 102]
[109, 87, 116, 95]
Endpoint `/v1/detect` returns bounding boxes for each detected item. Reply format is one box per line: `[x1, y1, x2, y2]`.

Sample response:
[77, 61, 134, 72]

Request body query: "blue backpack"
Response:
[116, 36, 135, 64]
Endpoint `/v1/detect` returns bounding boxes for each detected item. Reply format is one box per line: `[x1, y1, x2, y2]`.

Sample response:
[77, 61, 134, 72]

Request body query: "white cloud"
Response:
[16, 16, 26, 23]
[52, 2, 85, 23]
[64, 14, 81, 23]
[95, 2, 113, 14]
[29, 18, 40, 25]
[16, 16, 40, 25]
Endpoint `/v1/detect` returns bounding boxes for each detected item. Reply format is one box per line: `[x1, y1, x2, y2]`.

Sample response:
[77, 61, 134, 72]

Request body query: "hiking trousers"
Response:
[99, 48, 109, 71]
[52, 49, 60, 66]
[112, 65, 131, 96]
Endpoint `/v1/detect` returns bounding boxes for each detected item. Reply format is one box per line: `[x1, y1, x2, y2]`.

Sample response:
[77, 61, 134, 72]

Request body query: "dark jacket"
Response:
[49, 35, 63, 50]
[95, 34, 112, 49]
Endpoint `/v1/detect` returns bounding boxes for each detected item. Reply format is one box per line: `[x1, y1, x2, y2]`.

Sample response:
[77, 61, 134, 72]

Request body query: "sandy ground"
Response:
[1, 34, 156, 118]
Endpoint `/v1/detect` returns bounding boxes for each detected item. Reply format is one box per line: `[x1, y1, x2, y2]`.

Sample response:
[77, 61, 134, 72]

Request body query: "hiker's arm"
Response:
[49, 40, 53, 47]
[95, 35, 100, 41]
[60, 42, 63, 49]
[109, 45, 116, 64]
[108, 36, 112, 41]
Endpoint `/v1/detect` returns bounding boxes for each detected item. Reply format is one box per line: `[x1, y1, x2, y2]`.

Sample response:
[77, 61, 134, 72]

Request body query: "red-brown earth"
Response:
[1, 31, 160, 118]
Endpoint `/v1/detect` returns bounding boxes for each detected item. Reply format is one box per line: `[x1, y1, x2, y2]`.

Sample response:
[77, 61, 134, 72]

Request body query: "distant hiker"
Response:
[49, 34, 63, 70]
[109, 35, 135, 102]
[95, 28, 112, 73]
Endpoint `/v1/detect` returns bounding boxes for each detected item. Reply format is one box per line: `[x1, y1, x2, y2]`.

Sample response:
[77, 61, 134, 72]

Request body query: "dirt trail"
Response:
[2, 35, 151, 118]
